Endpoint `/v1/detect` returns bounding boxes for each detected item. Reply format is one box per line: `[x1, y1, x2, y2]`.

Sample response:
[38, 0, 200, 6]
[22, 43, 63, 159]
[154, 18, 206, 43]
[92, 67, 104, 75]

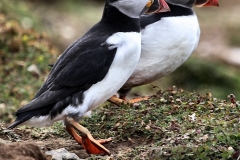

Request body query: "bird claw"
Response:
[108, 95, 149, 106]
[82, 135, 111, 155]
[65, 117, 111, 155]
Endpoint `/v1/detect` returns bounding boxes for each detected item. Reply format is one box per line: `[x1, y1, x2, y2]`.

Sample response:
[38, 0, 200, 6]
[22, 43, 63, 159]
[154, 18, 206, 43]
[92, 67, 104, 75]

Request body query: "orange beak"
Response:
[146, 0, 170, 14]
[156, 0, 171, 12]
[204, 0, 219, 6]
[196, 0, 219, 7]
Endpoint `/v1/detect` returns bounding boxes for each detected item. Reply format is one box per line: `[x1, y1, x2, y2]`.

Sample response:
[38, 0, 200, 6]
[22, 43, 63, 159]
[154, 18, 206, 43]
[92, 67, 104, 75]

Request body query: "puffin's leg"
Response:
[65, 125, 83, 145]
[65, 125, 111, 145]
[128, 96, 150, 103]
[107, 88, 131, 106]
[118, 88, 150, 103]
[66, 117, 111, 155]
[108, 95, 126, 106]
[108, 88, 149, 106]
[118, 88, 131, 100]
[108, 95, 150, 106]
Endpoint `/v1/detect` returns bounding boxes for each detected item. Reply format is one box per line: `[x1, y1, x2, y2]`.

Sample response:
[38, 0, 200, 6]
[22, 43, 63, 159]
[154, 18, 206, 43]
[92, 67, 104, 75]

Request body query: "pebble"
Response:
[45, 148, 83, 160]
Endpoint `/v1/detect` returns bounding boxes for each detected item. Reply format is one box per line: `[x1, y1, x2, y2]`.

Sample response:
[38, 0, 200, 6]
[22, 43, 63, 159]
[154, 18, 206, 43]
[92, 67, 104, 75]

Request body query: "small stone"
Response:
[0, 103, 6, 109]
[188, 102, 195, 106]
[133, 103, 140, 107]
[188, 113, 196, 121]
[45, 148, 82, 160]
[196, 129, 201, 134]
[228, 146, 234, 151]
[145, 125, 150, 130]
[160, 98, 167, 103]
[115, 122, 121, 127]
[0, 138, 10, 143]
[27, 64, 41, 77]
[176, 98, 182, 103]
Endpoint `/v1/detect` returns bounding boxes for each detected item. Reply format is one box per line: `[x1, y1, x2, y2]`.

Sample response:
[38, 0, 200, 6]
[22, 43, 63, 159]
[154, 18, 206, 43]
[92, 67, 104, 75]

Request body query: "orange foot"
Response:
[66, 117, 112, 155]
[128, 96, 149, 103]
[81, 133, 112, 155]
[108, 95, 149, 106]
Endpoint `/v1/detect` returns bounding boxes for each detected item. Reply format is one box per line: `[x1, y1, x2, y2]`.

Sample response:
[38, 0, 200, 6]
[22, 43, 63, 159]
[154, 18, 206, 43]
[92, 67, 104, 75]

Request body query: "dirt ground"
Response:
[0, 142, 47, 160]
[0, 127, 143, 160]
[1, 0, 239, 159]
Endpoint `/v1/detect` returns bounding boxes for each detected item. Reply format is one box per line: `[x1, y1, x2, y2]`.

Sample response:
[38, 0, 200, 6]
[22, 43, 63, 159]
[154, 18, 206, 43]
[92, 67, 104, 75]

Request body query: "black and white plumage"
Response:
[8, 1, 166, 155]
[117, 0, 218, 98]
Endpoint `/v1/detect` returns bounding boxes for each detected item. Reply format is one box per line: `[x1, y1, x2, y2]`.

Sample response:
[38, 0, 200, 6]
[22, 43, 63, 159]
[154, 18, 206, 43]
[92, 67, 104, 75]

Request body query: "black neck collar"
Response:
[141, 3, 194, 29]
[100, 3, 140, 33]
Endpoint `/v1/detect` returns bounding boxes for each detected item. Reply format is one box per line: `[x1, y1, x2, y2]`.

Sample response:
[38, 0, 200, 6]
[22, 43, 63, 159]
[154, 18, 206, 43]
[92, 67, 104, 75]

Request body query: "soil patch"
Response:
[0, 142, 47, 160]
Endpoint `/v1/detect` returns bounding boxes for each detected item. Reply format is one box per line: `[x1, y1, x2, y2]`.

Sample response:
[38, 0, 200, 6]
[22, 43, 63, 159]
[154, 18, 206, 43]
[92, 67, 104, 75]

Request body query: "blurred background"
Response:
[0, 0, 240, 122]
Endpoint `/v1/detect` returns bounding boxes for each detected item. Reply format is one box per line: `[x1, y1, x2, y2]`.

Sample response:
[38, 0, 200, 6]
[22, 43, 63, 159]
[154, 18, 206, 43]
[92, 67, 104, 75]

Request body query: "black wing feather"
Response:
[48, 47, 113, 89]
[15, 45, 116, 114]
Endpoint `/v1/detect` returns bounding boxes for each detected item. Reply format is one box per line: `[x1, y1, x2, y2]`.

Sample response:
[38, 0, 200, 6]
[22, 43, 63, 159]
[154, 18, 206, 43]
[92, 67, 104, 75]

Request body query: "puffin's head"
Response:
[195, 0, 219, 7]
[107, 0, 170, 18]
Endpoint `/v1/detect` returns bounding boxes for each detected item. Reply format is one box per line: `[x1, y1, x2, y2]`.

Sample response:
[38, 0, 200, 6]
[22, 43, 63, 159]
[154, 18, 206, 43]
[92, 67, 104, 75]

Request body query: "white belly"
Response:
[123, 14, 200, 88]
[82, 32, 141, 111]
[24, 32, 141, 127]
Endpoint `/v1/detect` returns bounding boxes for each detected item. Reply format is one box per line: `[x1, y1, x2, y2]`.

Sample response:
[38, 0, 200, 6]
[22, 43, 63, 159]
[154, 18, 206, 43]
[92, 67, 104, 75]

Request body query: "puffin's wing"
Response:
[33, 39, 81, 99]
[33, 82, 49, 99]
[16, 43, 117, 114]
[47, 45, 116, 90]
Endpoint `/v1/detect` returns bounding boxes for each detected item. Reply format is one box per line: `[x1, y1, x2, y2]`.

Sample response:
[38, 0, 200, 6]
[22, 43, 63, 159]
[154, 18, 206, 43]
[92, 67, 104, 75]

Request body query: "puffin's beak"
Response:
[196, 0, 219, 7]
[145, 0, 170, 14]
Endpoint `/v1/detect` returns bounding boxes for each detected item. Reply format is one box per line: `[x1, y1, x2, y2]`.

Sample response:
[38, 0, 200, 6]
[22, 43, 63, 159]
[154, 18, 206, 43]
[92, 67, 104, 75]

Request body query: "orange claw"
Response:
[66, 117, 111, 155]
[81, 134, 112, 155]
[108, 95, 149, 106]
[128, 96, 150, 103]
[108, 95, 126, 106]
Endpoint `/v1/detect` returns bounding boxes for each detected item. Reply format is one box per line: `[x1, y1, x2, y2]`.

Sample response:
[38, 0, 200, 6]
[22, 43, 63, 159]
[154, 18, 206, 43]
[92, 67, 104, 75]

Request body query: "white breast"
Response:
[123, 14, 200, 88]
[24, 32, 141, 127]
[82, 32, 141, 111]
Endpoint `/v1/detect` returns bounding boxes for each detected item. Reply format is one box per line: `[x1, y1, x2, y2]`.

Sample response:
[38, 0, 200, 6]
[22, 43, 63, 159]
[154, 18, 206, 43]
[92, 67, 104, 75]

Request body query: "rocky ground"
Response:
[1, 89, 240, 160]
[0, 0, 240, 159]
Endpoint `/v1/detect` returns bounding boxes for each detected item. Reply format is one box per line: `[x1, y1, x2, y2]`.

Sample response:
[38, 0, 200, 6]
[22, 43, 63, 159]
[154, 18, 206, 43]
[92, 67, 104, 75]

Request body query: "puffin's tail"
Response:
[8, 114, 32, 129]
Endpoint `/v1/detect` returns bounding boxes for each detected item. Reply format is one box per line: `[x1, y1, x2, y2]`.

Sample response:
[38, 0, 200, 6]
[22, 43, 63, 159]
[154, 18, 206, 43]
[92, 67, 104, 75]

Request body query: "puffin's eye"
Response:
[146, 0, 154, 8]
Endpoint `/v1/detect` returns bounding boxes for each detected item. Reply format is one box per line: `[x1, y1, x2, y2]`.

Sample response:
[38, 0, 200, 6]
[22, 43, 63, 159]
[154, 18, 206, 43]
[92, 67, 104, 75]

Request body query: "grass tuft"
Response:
[0, 13, 58, 123]
[81, 88, 240, 159]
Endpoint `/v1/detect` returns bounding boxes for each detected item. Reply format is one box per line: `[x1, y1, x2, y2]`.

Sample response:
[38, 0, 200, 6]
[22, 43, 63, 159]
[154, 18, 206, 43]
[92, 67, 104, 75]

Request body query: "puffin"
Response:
[109, 0, 219, 105]
[8, 0, 170, 155]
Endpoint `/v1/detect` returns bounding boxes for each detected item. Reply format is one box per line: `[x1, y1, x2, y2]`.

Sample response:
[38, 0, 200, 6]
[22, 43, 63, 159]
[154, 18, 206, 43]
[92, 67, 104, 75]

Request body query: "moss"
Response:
[0, 13, 58, 123]
[82, 88, 240, 159]
[156, 57, 240, 99]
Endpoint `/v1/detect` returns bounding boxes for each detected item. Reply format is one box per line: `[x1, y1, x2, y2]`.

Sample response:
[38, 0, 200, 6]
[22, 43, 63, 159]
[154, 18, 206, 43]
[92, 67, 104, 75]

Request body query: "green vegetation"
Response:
[130, 56, 240, 101]
[1, 89, 239, 159]
[0, 0, 239, 159]
[162, 57, 240, 99]
[0, 12, 57, 123]
[82, 89, 240, 159]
